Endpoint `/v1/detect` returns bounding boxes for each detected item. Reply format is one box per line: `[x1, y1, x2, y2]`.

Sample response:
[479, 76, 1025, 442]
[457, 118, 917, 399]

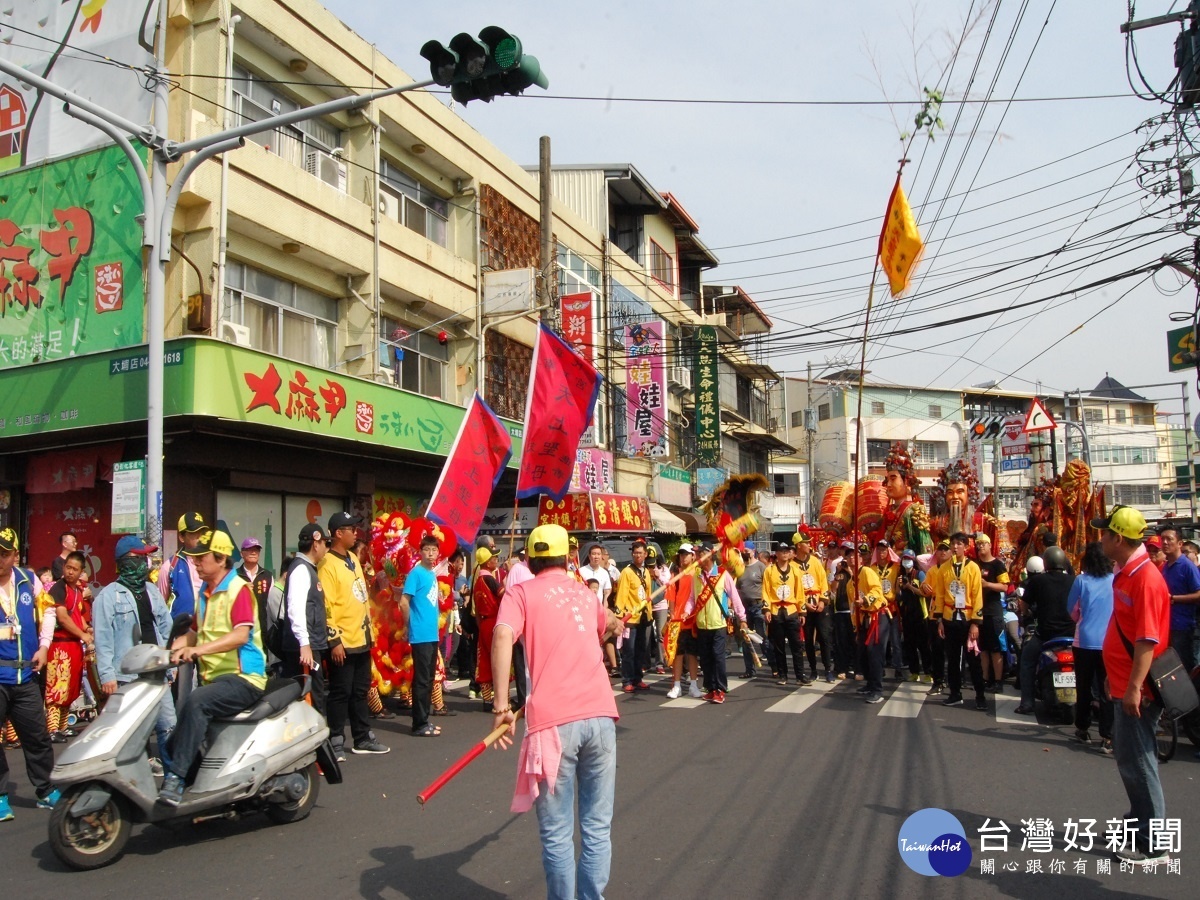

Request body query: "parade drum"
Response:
[818, 482, 853, 535]
[855, 476, 888, 537]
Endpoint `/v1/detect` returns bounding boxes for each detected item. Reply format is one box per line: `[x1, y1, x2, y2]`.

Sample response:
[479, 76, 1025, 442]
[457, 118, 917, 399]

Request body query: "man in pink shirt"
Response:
[492, 524, 620, 900]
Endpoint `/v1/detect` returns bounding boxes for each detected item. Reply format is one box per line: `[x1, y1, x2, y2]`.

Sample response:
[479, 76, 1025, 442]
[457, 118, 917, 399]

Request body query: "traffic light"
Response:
[419, 27, 548, 104]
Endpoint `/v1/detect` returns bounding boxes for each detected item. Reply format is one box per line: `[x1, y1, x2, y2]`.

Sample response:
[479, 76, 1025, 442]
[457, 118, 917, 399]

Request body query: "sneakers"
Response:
[942, 694, 964, 707]
[36, 788, 61, 810]
[993, 681, 1003, 694]
[908, 673, 922, 683]
[702, 691, 716, 702]
[856, 685, 871, 694]
[158, 774, 185, 806]
[635, 681, 651, 691]
[1113, 845, 1170, 865]
[352, 739, 391, 755]
[666, 682, 682, 699]
[654, 665, 666, 675]
[0, 794, 12, 822]
[974, 699, 989, 711]
[332, 740, 347, 763]
[149, 757, 165, 777]
[927, 682, 944, 695]
[800, 673, 814, 685]
[920, 674, 934, 685]
[622, 684, 635, 693]
[825, 671, 836, 683]
[711, 691, 726, 704]
[688, 681, 703, 699]
[1100, 739, 1114, 755]
[865, 693, 884, 704]
[1072, 728, 1092, 745]
[1014, 704, 1035, 716]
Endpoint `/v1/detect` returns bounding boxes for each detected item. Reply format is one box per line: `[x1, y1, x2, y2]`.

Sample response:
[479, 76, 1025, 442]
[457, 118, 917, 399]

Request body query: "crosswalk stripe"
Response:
[764, 678, 839, 714]
[994, 693, 1037, 726]
[878, 681, 927, 718]
[660, 675, 751, 709]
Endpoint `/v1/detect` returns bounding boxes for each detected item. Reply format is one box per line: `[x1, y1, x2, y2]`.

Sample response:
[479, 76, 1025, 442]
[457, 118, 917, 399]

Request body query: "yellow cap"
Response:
[1091, 505, 1147, 541]
[527, 523, 569, 558]
[475, 547, 493, 566]
[793, 532, 810, 544]
[182, 529, 235, 557]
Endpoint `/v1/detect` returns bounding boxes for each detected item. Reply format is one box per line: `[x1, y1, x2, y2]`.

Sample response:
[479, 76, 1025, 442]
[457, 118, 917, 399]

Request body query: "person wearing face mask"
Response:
[896, 548, 932, 682]
[91, 535, 177, 770]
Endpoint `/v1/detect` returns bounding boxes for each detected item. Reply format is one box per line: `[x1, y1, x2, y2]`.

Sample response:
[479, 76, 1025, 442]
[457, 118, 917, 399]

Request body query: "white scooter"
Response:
[47, 639, 341, 870]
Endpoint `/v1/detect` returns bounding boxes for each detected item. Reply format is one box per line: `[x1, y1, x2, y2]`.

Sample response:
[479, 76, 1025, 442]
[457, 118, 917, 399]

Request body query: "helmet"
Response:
[1042, 546, 1070, 573]
[1025, 556, 1045, 575]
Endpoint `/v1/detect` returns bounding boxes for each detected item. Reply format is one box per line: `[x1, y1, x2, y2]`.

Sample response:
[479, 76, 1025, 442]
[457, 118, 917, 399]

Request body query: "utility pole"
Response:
[539, 135, 553, 325]
[1184, 382, 1197, 524]
[806, 361, 814, 522]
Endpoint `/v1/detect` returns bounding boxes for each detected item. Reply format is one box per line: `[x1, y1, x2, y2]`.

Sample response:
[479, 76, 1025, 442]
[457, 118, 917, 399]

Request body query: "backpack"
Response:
[262, 578, 288, 660]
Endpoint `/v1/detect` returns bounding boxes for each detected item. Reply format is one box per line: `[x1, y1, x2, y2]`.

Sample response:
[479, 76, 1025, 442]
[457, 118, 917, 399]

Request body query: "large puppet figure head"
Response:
[936, 459, 979, 539]
[884, 442, 919, 504]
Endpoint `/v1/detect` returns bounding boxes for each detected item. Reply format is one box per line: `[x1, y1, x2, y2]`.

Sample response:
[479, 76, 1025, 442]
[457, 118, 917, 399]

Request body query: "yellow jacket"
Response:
[614, 564, 654, 625]
[318, 551, 371, 650]
[763, 561, 805, 615]
[793, 555, 829, 603]
[931, 557, 984, 621]
[852, 566, 888, 626]
[875, 562, 900, 607]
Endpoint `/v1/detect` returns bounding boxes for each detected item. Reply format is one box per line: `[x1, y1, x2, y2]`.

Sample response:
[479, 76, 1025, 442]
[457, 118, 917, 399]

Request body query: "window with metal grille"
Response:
[913, 440, 949, 466]
[928, 404, 942, 419]
[870, 401, 885, 415]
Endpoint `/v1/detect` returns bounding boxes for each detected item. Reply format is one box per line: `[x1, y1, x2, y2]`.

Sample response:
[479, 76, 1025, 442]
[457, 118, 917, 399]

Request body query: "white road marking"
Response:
[994, 693, 1039, 726]
[660, 675, 752, 709]
[878, 681, 928, 718]
[764, 678, 840, 714]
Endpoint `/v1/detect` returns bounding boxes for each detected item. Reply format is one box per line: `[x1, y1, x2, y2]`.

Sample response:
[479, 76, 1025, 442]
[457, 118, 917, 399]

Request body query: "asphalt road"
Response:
[3, 671, 1196, 899]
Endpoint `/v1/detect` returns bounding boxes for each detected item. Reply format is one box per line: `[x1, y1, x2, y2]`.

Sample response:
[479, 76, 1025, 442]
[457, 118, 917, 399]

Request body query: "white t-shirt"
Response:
[577, 564, 612, 603]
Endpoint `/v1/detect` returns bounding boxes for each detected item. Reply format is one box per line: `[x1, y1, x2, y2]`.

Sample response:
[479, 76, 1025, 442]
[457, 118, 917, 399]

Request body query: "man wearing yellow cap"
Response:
[160, 511, 209, 618]
[161, 530, 268, 805]
[490, 524, 621, 900]
[472, 545, 505, 710]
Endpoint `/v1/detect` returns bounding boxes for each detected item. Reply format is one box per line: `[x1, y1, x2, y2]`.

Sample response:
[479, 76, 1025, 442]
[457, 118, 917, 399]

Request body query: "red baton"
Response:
[416, 708, 524, 805]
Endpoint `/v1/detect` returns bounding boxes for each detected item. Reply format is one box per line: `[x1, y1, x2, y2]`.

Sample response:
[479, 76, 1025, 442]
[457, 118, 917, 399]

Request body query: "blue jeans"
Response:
[535, 717, 617, 900]
[1111, 700, 1166, 851]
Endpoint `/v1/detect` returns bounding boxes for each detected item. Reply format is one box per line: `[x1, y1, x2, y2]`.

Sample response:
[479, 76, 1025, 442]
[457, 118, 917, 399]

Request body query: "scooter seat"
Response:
[215, 678, 303, 723]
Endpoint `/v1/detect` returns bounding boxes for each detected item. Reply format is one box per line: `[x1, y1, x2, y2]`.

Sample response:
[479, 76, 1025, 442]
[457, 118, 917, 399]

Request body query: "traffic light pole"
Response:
[0, 32, 433, 541]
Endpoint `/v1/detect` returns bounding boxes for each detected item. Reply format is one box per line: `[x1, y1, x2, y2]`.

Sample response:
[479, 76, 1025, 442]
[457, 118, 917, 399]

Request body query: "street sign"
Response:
[1023, 398, 1056, 433]
[111, 459, 146, 534]
[1168, 325, 1196, 372]
[1001, 456, 1032, 472]
[1000, 414, 1029, 456]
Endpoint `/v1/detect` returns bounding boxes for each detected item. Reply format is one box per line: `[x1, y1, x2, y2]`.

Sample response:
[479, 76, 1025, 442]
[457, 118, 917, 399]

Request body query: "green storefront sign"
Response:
[694, 325, 720, 465]
[0, 337, 523, 464]
[0, 146, 146, 370]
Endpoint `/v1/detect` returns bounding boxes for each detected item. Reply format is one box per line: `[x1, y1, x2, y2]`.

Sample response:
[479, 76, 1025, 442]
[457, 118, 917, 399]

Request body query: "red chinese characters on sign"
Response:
[355, 401, 374, 434]
[538, 493, 594, 532]
[94, 262, 123, 312]
[243, 363, 349, 426]
[0, 207, 95, 313]
[537, 492, 651, 533]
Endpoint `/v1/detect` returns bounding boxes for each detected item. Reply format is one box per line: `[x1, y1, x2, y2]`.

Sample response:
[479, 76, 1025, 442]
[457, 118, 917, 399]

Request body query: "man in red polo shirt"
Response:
[1094, 505, 1171, 864]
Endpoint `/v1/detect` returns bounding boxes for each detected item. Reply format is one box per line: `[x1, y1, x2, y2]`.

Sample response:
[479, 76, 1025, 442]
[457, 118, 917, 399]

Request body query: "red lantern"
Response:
[437, 330, 449, 344]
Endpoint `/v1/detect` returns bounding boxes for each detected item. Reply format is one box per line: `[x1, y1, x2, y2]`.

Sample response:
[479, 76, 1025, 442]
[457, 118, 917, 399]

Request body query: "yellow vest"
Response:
[197, 572, 267, 689]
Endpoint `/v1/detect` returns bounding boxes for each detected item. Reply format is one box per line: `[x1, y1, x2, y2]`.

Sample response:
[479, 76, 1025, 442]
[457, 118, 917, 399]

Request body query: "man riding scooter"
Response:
[161, 529, 267, 805]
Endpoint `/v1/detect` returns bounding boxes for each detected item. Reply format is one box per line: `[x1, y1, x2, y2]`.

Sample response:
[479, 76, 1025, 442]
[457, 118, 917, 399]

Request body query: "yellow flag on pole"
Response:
[878, 177, 924, 297]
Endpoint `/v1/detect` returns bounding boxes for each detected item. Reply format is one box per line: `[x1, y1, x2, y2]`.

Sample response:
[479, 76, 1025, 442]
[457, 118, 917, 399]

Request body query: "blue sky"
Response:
[322, 1, 1194, 416]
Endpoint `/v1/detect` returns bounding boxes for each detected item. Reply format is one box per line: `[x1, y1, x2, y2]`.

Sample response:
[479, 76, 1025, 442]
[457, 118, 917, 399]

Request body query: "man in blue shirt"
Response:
[1159, 526, 1200, 671]
[402, 535, 443, 736]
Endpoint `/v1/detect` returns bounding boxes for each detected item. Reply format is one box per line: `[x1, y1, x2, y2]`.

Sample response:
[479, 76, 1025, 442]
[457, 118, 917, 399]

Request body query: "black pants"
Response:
[166, 674, 263, 782]
[411, 642, 437, 731]
[769, 612, 805, 680]
[804, 609, 834, 675]
[512, 640, 527, 710]
[926, 619, 946, 685]
[1074, 647, 1113, 739]
[833, 613, 856, 675]
[698, 628, 728, 693]
[864, 615, 891, 694]
[457, 628, 477, 683]
[742, 606, 773, 674]
[900, 603, 932, 675]
[1170, 628, 1196, 673]
[326, 648, 372, 747]
[885, 610, 905, 672]
[0, 678, 55, 798]
[280, 650, 328, 718]
[621, 621, 651, 687]
[944, 618, 985, 701]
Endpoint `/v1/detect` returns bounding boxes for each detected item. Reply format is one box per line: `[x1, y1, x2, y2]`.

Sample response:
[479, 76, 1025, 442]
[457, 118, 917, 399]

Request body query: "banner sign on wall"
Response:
[695, 326, 721, 465]
[625, 320, 668, 458]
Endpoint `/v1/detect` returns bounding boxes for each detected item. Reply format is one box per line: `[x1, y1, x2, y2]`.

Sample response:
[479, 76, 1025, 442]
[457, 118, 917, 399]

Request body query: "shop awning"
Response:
[674, 510, 710, 535]
[647, 502, 685, 535]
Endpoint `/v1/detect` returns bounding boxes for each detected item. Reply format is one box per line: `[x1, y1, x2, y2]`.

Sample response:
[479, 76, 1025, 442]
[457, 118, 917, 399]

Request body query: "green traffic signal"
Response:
[422, 26, 548, 104]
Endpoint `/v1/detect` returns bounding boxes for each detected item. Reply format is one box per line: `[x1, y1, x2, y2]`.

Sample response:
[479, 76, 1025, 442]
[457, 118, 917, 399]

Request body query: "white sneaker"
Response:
[688, 681, 703, 699]
[666, 682, 682, 700]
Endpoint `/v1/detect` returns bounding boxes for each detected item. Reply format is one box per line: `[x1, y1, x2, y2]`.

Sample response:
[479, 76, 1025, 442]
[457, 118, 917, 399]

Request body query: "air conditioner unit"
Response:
[305, 150, 346, 191]
[668, 365, 692, 391]
[378, 190, 400, 222]
[218, 320, 251, 347]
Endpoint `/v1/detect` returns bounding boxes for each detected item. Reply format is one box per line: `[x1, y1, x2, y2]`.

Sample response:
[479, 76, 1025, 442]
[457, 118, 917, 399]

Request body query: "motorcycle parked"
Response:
[47, 640, 341, 870]
[1035, 635, 1077, 723]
